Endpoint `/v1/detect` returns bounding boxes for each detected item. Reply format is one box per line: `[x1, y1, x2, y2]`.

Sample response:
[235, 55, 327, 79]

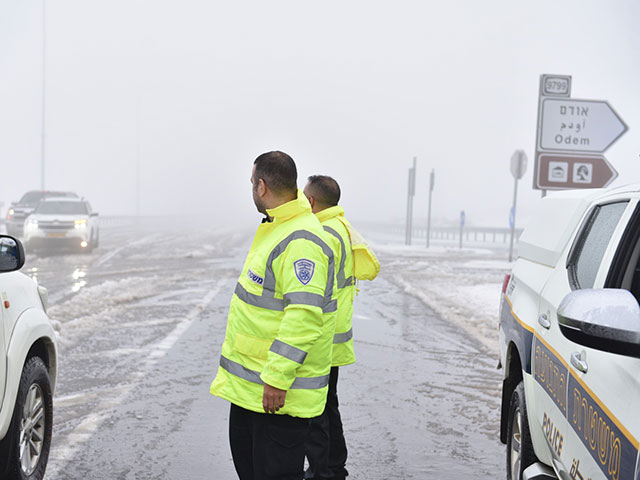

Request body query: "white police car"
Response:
[0, 235, 57, 479]
[499, 185, 640, 480]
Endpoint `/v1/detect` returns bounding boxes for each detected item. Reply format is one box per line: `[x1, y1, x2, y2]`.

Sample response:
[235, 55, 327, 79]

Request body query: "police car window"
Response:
[571, 201, 628, 289]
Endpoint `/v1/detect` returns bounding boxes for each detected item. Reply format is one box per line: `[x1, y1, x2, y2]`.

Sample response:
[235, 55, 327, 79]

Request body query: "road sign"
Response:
[540, 98, 628, 153]
[540, 74, 571, 97]
[533, 75, 628, 191]
[510, 150, 528, 179]
[536, 154, 618, 190]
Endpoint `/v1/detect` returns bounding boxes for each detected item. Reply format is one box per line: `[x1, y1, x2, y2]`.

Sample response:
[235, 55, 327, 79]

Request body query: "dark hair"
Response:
[253, 151, 297, 196]
[306, 175, 341, 207]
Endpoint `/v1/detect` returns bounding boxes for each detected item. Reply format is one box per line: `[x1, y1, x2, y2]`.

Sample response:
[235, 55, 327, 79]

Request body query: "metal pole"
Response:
[427, 169, 433, 248]
[41, 0, 46, 190]
[459, 214, 463, 249]
[509, 176, 519, 262]
[405, 168, 411, 245]
[136, 100, 141, 217]
[405, 157, 417, 245]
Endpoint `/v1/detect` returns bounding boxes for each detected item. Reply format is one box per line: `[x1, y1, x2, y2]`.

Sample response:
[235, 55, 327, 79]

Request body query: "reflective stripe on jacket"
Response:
[316, 206, 356, 367]
[210, 190, 337, 418]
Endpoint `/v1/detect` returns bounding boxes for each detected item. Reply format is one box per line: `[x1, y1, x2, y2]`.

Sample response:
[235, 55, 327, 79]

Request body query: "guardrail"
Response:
[389, 226, 523, 244]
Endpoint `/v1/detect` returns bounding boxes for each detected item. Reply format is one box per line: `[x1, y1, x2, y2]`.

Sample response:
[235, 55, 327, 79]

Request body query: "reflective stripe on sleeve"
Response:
[219, 355, 330, 390]
[333, 328, 353, 344]
[323, 226, 354, 289]
[270, 339, 308, 364]
[283, 291, 325, 308]
[235, 283, 337, 313]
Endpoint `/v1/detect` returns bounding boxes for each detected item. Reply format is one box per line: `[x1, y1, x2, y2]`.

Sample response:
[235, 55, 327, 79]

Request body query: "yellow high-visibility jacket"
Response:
[317, 207, 380, 366]
[316, 206, 356, 367]
[210, 190, 337, 418]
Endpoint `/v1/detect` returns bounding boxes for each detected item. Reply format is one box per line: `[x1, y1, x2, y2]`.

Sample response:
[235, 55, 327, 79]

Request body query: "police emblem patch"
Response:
[294, 259, 315, 285]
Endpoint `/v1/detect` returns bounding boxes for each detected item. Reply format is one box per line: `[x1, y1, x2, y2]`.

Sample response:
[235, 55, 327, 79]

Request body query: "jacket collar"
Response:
[265, 190, 311, 223]
[315, 205, 344, 223]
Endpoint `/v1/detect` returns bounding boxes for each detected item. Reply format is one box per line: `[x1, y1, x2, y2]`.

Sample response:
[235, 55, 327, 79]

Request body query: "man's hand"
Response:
[263, 383, 287, 414]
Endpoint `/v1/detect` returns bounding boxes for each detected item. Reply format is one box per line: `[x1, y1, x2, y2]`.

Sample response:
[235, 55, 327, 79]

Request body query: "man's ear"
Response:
[306, 195, 315, 209]
[257, 178, 267, 197]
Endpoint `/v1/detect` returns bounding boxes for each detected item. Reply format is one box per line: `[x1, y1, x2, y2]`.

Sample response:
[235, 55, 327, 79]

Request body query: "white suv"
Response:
[24, 197, 100, 252]
[499, 185, 640, 480]
[0, 235, 57, 480]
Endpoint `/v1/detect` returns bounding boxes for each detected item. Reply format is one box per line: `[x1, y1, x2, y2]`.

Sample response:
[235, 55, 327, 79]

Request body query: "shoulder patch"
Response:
[247, 268, 264, 285]
[293, 259, 315, 285]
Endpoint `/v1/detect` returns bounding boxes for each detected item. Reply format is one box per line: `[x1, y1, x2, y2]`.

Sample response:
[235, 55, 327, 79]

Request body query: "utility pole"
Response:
[405, 157, 417, 245]
[41, 0, 46, 190]
[136, 99, 141, 217]
[426, 169, 434, 248]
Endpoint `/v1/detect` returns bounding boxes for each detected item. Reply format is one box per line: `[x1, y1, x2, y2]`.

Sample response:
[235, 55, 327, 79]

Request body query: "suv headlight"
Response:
[74, 219, 88, 229]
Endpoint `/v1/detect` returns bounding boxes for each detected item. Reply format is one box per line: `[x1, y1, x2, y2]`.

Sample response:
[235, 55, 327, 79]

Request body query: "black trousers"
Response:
[229, 403, 311, 480]
[304, 367, 348, 479]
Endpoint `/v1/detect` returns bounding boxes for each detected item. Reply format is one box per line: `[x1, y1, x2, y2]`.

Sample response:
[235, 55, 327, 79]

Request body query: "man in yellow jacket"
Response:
[303, 175, 379, 480]
[210, 152, 337, 480]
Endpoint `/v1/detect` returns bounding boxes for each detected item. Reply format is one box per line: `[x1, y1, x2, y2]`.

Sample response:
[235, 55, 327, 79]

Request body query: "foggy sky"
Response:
[1, 0, 639, 229]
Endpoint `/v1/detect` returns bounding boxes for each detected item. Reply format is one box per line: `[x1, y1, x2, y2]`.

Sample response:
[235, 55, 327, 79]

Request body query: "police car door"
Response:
[535, 199, 639, 480]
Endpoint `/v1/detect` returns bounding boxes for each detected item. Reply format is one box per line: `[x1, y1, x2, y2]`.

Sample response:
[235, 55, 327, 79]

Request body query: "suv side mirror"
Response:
[0, 235, 25, 272]
[90, 212, 99, 217]
[557, 288, 640, 358]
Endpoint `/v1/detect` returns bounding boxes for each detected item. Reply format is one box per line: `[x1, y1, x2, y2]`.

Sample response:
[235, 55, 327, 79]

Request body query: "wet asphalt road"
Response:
[23, 219, 504, 479]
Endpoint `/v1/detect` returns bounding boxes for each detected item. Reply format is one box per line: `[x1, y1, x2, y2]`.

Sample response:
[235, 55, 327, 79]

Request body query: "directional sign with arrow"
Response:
[533, 75, 628, 191]
[540, 98, 628, 153]
[537, 153, 618, 189]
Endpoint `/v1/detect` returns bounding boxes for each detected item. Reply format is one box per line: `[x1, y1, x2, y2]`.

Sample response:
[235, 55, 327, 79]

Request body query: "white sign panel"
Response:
[540, 98, 627, 153]
[548, 161, 568, 183]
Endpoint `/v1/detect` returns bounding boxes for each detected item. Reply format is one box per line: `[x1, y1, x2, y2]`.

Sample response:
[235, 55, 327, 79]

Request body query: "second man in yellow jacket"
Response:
[303, 175, 379, 480]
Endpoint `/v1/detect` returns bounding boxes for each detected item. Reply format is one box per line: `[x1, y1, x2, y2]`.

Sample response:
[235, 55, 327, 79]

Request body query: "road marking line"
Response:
[94, 233, 159, 267]
[47, 234, 161, 305]
[48, 281, 224, 471]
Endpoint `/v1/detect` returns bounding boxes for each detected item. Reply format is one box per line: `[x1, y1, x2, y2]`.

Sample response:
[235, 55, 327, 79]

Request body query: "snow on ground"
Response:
[361, 227, 513, 354]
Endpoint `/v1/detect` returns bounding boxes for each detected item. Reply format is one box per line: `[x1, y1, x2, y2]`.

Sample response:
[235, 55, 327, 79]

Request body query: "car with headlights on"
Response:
[23, 197, 99, 252]
[5, 191, 78, 237]
[499, 185, 640, 480]
[0, 235, 57, 480]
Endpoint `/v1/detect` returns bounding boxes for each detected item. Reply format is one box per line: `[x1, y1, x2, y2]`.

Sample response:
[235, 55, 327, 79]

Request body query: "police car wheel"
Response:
[6, 357, 53, 480]
[506, 382, 536, 480]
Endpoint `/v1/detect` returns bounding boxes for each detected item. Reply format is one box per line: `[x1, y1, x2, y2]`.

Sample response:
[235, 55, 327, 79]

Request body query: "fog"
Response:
[2, 0, 639, 229]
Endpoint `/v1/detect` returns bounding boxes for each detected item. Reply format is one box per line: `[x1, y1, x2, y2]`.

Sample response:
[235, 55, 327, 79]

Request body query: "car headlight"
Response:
[74, 219, 88, 229]
[7, 208, 14, 219]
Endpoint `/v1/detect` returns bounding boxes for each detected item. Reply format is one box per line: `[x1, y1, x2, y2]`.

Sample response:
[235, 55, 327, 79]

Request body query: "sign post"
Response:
[405, 157, 417, 245]
[509, 150, 527, 262]
[533, 74, 627, 192]
[459, 210, 465, 249]
[426, 169, 434, 248]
